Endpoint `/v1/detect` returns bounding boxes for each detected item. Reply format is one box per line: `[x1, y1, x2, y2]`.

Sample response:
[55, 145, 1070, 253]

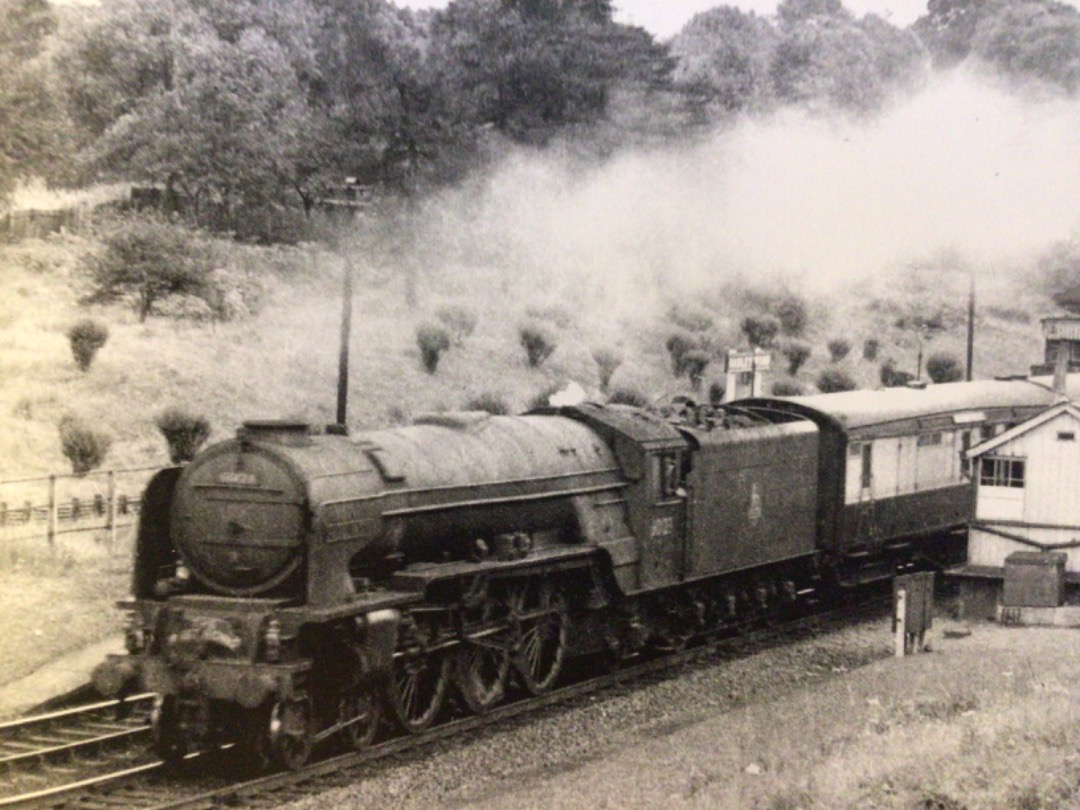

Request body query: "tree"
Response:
[670, 7, 778, 114]
[971, 1, 1080, 92]
[82, 216, 214, 322]
[0, 0, 63, 207]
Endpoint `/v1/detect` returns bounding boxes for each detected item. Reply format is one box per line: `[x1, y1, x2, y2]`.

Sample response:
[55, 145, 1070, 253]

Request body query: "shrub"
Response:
[591, 345, 623, 391]
[519, 321, 557, 367]
[827, 338, 851, 363]
[416, 323, 451, 374]
[666, 304, 714, 333]
[436, 305, 477, 347]
[773, 293, 809, 337]
[927, 352, 964, 383]
[607, 386, 649, 408]
[862, 338, 880, 362]
[816, 368, 857, 393]
[682, 349, 711, 390]
[665, 330, 696, 376]
[781, 340, 812, 375]
[880, 359, 915, 388]
[81, 215, 214, 322]
[707, 380, 726, 405]
[464, 392, 510, 415]
[741, 314, 780, 348]
[59, 415, 111, 474]
[155, 407, 211, 464]
[67, 318, 109, 371]
[525, 304, 572, 329]
[771, 380, 805, 396]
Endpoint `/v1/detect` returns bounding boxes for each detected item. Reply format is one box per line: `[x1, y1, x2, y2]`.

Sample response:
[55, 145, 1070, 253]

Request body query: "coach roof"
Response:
[744, 377, 1063, 436]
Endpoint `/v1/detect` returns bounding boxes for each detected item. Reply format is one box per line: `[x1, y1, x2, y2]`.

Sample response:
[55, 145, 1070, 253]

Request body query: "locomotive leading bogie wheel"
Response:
[151, 694, 187, 768]
[511, 582, 568, 695]
[337, 688, 381, 751]
[269, 697, 314, 770]
[454, 638, 509, 714]
[387, 648, 450, 733]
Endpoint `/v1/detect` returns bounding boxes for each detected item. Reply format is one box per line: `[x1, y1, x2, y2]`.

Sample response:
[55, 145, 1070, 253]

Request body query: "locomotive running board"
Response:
[390, 546, 595, 592]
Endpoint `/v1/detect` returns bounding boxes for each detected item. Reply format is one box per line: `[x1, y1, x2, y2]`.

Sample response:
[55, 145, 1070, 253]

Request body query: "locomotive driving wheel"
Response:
[387, 616, 450, 733]
[509, 580, 568, 695]
[454, 596, 510, 714]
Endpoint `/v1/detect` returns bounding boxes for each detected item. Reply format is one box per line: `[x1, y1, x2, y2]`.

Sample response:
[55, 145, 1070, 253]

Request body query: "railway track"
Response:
[0, 594, 893, 809]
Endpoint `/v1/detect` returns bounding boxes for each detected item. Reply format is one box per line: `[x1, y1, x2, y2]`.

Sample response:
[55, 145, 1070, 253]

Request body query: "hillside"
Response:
[0, 226, 1054, 482]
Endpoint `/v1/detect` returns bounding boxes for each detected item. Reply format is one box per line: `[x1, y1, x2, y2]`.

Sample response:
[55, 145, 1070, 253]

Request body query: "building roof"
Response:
[965, 401, 1080, 459]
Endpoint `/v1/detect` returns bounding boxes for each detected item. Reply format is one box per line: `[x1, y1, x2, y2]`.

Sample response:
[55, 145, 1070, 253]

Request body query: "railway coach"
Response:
[741, 377, 1068, 586]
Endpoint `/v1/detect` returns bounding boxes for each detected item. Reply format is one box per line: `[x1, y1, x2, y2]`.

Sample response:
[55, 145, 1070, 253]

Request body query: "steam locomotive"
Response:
[93, 375, 1071, 770]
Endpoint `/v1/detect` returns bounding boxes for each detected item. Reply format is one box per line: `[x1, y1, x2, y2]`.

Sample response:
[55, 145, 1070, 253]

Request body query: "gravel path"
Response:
[279, 615, 894, 810]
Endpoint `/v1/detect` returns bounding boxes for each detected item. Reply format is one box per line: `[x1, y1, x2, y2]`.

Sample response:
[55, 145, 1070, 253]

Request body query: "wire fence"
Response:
[0, 466, 162, 551]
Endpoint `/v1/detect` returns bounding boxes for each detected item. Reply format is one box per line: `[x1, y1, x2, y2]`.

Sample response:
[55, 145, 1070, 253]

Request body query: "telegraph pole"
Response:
[966, 266, 975, 381]
[336, 258, 353, 430]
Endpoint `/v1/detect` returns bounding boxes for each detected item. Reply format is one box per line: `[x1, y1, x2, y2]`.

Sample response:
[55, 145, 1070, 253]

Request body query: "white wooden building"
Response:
[962, 400, 1080, 578]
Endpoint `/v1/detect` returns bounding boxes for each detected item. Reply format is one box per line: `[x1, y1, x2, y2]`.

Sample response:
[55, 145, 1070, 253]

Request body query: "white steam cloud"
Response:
[426, 70, 1080, 308]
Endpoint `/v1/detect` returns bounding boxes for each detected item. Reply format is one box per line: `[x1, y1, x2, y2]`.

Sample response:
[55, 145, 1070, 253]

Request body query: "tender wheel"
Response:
[511, 582, 568, 695]
[454, 639, 509, 714]
[150, 694, 187, 768]
[336, 688, 381, 751]
[387, 646, 449, 733]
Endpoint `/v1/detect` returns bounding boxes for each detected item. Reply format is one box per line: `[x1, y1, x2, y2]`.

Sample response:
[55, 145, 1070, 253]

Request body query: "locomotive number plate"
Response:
[217, 471, 260, 487]
[650, 516, 675, 538]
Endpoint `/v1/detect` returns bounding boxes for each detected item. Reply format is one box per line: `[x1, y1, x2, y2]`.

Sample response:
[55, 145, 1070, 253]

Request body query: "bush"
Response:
[591, 345, 623, 391]
[827, 338, 851, 363]
[59, 415, 111, 474]
[773, 293, 809, 337]
[519, 321, 557, 367]
[67, 318, 109, 372]
[816, 368, 857, 393]
[741, 314, 780, 348]
[436, 305, 477, 347]
[880, 359, 914, 388]
[525, 304, 572, 329]
[666, 304, 714, 333]
[707, 380, 726, 405]
[862, 338, 880, 362]
[155, 407, 211, 464]
[608, 386, 649, 407]
[682, 349, 711, 390]
[771, 380, 805, 396]
[927, 352, 964, 383]
[416, 323, 451, 374]
[81, 215, 215, 322]
[464, 393, 510, 415]
[781, 339, 812, 375]
[665, 330, 696, 376]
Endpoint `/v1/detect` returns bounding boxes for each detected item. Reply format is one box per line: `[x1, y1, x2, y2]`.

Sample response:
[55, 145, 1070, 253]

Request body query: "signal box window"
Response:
[980, 457, 1025, 489]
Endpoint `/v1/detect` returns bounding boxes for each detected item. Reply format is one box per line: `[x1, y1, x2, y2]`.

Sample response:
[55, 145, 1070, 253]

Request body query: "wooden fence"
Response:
[0, 207, 85, 243]
[0, 466, 160, 549]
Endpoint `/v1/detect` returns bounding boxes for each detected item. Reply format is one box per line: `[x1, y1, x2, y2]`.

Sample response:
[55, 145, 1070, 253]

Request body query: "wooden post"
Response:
[894, 587, 907, 658]
[107, 470, 117, 553]
[47, 474, 57, 548]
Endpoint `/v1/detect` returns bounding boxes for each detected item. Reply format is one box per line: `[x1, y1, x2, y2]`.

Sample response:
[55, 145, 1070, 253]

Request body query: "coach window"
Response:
[860, 443, 872, 490]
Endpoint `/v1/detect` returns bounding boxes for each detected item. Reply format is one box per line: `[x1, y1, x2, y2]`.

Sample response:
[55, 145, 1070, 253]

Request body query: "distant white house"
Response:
[963, 400, 1080, 576]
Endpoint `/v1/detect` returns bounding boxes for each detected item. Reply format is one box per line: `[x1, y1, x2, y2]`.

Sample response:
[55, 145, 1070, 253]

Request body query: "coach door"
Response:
[639, 449, 688, 589]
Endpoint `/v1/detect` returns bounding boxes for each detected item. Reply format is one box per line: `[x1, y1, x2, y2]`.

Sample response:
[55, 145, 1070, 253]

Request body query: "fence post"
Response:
[894, 587, 907, 658]
[108, 470, 117, 553]
[47, 474, 57, 548]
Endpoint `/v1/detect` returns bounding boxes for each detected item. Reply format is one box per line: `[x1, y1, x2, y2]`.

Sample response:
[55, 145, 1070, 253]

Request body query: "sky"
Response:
[395, 0, 935, 37]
